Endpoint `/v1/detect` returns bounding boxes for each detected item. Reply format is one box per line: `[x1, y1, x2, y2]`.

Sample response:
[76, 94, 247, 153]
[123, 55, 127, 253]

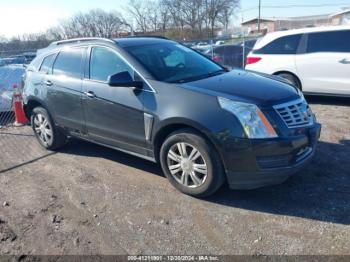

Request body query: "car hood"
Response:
[178, 69, 300, 107]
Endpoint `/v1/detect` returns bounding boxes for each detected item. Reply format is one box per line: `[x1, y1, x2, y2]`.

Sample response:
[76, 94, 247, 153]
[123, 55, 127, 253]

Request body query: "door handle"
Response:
[339, 58, 350, 64]
[44, 80, 53, 86]
[84, 91, 96, 98]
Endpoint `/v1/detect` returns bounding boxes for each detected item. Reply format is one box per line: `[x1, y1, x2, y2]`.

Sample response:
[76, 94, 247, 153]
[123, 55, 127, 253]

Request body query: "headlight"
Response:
[218, 97, 278, 139]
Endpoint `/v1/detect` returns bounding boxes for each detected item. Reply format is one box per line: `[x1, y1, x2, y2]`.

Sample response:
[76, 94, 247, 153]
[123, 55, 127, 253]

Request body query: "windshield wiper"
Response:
[171, 69, 226, 84]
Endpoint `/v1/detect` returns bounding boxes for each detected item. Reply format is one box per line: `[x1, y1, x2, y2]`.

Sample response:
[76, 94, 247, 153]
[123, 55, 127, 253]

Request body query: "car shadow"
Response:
[60, 138, 350, 225]
[305, 95, 350, 106]
[206, 139, 350, 225]
[61, 139, 163, 177]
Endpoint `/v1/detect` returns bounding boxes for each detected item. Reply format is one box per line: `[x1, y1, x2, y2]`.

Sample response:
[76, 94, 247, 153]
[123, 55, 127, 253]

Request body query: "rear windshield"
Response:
[123, 43, 224, 83]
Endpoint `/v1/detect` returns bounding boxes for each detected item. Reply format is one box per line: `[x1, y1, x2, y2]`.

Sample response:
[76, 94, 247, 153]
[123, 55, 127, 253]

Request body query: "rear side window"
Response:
[226, 46, 242, 53]
[307, 30, 350, 53]
[53, 48, 84, 78]
[27, 56, 42, 72]
[254, 34, 302, 55]
[90, 47, 133, 82]
[39, 54, 56, 74]
[213, 46, 225, 55]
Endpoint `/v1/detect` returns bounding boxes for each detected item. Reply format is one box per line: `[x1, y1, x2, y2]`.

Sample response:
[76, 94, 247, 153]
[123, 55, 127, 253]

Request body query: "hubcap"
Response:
[33, 113, 53, 146]
[167, 142, 208, 188]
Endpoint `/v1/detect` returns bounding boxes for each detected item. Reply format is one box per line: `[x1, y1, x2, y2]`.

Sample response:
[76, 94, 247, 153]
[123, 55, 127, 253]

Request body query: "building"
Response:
[242, 8, 350, 35]
[330, 9, 350, 25]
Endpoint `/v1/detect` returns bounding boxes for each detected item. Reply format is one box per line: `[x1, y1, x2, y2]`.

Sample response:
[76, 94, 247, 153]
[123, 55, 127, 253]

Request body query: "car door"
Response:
[82, 46, 147, 154]
[224, 45, 243, 68]
[296, 30, 350, 95]
[45, 47, 86, 133]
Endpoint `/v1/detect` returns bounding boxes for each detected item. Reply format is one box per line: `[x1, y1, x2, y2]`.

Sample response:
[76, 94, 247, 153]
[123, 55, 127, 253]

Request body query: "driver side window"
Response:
[90, 47, 134, 82]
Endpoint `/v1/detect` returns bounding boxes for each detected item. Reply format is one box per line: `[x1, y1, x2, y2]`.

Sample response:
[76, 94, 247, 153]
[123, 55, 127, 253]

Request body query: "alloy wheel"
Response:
[167, 142, 208, 188]
[33, 113, 53, 146]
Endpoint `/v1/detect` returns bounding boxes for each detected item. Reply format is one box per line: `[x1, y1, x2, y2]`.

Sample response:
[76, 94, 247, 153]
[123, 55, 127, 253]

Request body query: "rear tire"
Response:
[31, 107, 67, 150]
[160, 128, 225, 197]
[276, 73, 301, 90]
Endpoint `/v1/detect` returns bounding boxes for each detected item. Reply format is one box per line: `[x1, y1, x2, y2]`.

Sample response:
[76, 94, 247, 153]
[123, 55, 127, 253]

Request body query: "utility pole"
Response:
[258, 0, 261, 33]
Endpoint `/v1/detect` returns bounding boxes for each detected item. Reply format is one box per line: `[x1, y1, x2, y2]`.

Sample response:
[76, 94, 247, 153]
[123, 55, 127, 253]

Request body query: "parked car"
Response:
[214, 40, 226, 46]
[23, 37, 321, 197]
[192, 42, 211, 52]
[0, 56, 26, 67]
[235, 38, 259, 50]
[0, 65, 25, 113]
[8, 56, 26, 65]
[0, 59, 6, 67]
[203, 44, 251, 69]
[246, 25, 350, 96]
[22, 52, 37, 64]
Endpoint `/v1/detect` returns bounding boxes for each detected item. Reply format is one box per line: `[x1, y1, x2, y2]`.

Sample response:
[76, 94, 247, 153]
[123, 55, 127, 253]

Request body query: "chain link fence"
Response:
[182, 36, 261, 69]
[0, 53, 52, 173]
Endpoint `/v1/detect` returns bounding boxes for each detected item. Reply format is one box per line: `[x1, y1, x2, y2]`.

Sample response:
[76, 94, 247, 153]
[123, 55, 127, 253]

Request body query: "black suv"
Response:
[23, 37, 321, 197]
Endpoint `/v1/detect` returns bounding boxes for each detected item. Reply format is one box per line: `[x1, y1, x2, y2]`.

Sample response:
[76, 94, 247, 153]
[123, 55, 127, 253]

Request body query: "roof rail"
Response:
[124, 35, 169, 40]
[49, 37, 115, 46]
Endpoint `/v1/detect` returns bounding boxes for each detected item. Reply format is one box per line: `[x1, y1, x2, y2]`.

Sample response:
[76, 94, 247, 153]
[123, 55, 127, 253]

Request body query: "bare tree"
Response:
[158, 0, 170, 33]
[48, 9, 126, 39]
[127, 0, 150, 33]
[206, 0, 239, 38]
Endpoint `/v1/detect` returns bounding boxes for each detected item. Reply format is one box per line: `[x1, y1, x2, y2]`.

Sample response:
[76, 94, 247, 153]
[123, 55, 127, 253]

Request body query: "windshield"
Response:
[124, 42, 224, 83]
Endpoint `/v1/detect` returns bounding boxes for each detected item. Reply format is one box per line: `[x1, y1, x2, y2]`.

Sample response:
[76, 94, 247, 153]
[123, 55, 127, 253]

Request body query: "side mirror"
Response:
[107, 71, 143, 89]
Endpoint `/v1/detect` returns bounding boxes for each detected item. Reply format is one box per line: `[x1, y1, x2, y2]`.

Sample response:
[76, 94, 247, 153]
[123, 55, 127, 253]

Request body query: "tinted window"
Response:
[39, 54, 56, 74]
[28, 56, 42, 72]
[226, 45, 242, 53]
[213, 46, 225, 55]
[255, 34, 302, 54]
[125, 43, 223, 83]
[53, 48, 84, 78]
[307, 30, 350, 53]
[90, 47, 133, 82]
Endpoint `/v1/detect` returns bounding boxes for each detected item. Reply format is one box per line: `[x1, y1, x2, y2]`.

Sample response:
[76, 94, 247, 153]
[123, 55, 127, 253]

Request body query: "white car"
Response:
[193, 42, 211, 51]
[245, 25, 350, 97]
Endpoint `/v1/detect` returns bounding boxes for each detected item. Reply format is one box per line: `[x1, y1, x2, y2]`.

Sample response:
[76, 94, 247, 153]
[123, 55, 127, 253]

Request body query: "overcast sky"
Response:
[0, 0, 349, 38]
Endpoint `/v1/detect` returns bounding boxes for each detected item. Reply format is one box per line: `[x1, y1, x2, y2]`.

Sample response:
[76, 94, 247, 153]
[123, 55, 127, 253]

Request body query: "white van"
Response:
[245, 26, 350, 97]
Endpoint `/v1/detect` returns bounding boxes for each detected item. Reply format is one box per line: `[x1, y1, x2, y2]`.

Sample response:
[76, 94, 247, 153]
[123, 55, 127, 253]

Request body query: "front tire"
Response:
[31, 107, 67, 150]
[160, 129, 225, 197]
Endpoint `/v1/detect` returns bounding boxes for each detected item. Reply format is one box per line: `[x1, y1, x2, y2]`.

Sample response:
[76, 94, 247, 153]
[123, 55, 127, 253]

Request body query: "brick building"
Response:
[242, 8, 350, 35]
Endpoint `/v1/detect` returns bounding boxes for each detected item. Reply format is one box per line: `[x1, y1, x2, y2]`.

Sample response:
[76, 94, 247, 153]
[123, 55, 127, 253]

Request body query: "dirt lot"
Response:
[0, 96, 349, 255]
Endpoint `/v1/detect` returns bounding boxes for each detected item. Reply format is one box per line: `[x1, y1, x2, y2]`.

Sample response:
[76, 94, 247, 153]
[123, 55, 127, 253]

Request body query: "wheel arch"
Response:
[273, 70, 302, 90]
[24, 98, 50, 120]
[153, 120, 221, 164]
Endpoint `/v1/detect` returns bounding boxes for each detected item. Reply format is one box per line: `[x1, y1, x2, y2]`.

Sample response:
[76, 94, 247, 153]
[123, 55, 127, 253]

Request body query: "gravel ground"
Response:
[0, 96, 349, 255]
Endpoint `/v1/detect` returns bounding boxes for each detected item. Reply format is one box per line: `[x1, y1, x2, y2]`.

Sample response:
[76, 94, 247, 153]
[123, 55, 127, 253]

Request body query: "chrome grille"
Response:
[273, 98, 314, 128]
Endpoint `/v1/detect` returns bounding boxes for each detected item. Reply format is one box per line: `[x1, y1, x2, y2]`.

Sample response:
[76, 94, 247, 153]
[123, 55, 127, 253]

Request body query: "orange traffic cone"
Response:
[12, 84, 29, 126]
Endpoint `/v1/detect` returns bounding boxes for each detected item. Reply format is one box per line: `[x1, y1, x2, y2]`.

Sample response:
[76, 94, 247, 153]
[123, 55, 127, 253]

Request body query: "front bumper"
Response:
[221, 123, 321, 190]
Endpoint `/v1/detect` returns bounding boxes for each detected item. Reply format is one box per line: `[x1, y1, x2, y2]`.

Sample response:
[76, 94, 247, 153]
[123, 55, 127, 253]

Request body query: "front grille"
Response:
[273, 98, 314, 128]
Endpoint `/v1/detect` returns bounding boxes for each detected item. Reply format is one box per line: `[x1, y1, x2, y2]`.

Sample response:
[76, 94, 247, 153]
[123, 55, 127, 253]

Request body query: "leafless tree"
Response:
[205, 0, 239, 38]
[48, 9, 127, 39]
[156, 0, 239, 39]
[127, 0, 151, 33]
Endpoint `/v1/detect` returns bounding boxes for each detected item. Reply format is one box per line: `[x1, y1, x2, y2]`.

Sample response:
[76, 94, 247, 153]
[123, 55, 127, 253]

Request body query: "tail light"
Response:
[212, 55, 222, 63]
[246, 56, 262, 65]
